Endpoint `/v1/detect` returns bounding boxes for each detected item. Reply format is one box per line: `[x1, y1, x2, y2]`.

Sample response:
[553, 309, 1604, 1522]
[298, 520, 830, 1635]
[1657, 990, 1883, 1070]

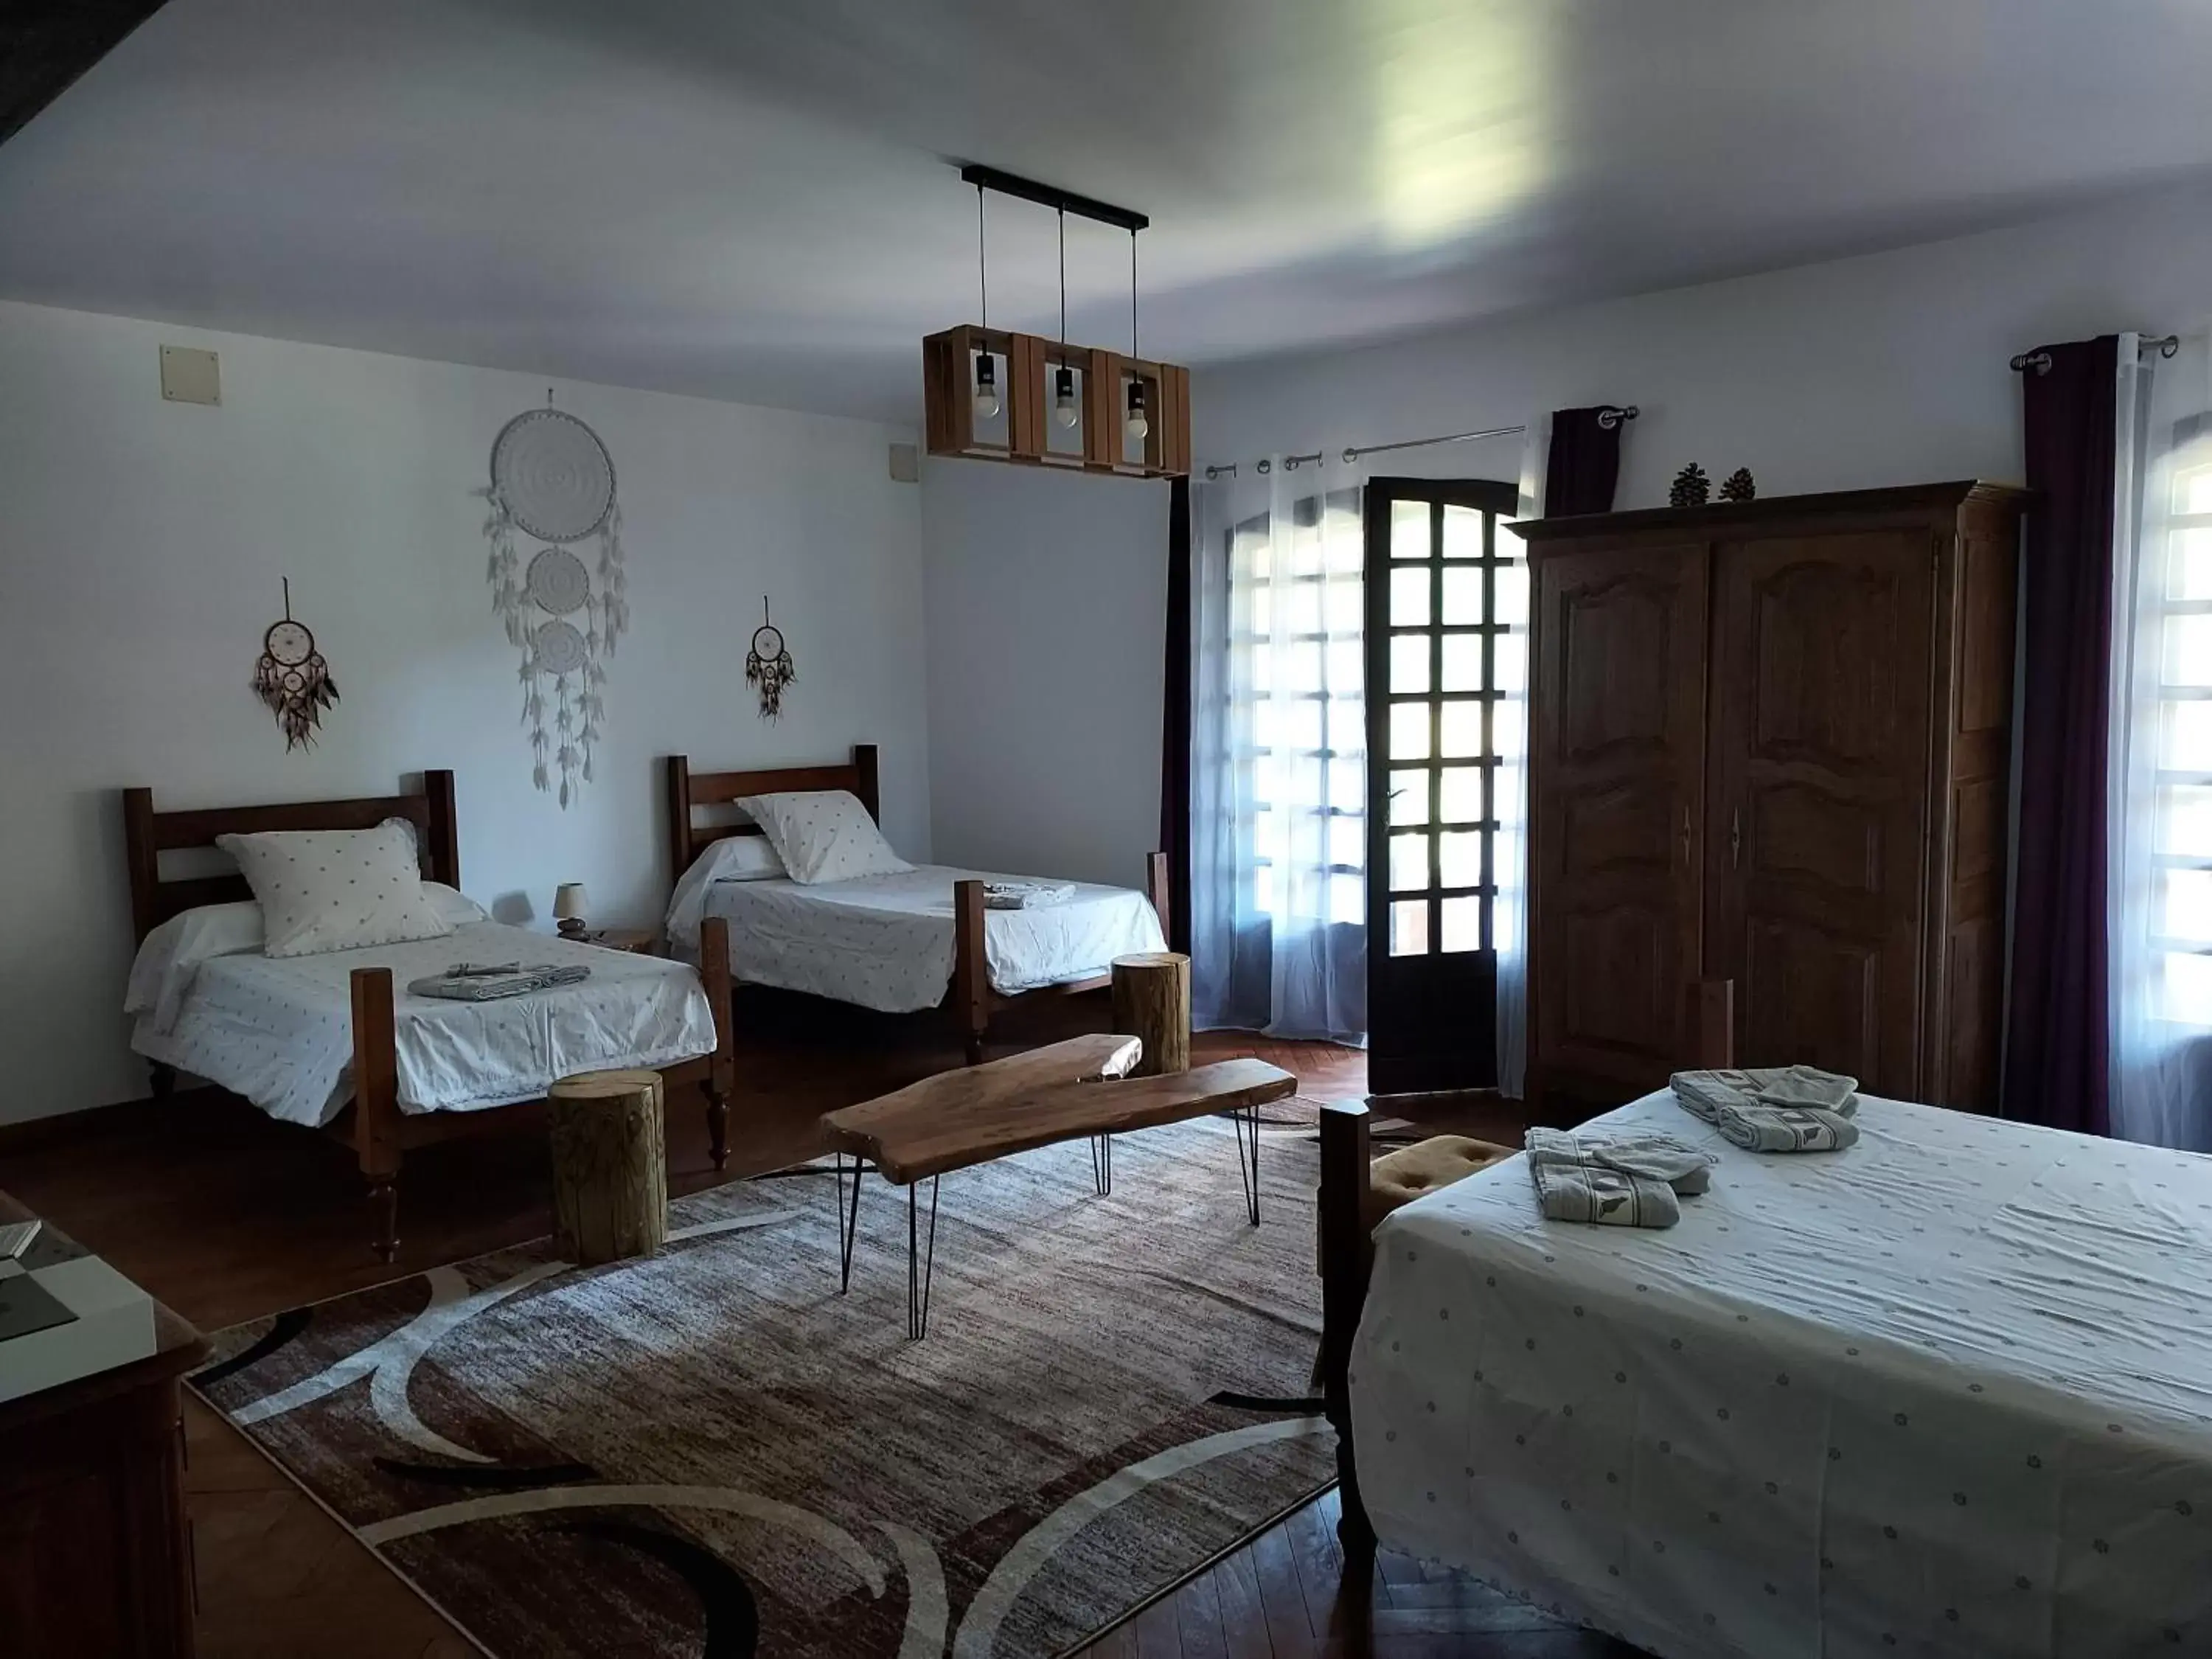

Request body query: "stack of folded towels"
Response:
[1669, 1065, 1860, 1151]
[406, 961, 592, 1002]
[983, 881, 1076, 910]
[1524, 1127, 1717, 1229]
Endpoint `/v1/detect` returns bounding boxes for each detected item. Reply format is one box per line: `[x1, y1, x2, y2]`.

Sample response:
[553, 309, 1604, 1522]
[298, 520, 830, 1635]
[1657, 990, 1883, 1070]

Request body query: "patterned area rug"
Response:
[192, 1113, 1335, 1658]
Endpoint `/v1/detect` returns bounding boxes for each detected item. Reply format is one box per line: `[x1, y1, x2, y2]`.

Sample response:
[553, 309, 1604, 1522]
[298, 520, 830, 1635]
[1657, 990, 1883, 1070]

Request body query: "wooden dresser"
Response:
[0, 1190, 206, 1658]
[1512, 480, 2027, 1113]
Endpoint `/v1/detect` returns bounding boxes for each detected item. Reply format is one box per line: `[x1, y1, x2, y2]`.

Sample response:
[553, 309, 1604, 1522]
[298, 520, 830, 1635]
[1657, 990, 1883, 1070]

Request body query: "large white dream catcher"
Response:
[480, 405, 627, 807]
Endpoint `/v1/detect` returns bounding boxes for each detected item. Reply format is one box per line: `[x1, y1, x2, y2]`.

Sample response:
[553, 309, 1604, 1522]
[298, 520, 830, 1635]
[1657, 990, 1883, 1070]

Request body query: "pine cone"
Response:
[1669, 464, 1711, 508]
[1719, 467, 1757, 503]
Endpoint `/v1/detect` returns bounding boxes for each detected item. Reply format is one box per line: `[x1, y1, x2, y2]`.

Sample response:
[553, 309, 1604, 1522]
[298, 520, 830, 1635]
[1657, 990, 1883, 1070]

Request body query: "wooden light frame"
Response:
[923, 324, 1190, 479]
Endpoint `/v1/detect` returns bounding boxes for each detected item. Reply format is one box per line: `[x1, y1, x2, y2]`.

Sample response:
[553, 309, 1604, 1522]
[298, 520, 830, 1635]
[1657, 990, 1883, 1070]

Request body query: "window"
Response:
[2147, 446, 2212, 1026]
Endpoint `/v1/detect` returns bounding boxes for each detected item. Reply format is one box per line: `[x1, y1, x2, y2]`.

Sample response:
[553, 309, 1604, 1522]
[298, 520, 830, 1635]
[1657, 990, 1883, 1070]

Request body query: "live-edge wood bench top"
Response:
[821, 1033, 1298, 1185]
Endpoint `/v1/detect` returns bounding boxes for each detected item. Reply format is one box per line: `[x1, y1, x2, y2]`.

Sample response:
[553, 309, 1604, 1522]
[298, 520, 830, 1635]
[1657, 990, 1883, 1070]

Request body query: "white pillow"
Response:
[663, 835, 787, 948]
[215, 822, 453, 958]
[735, 790, 911, 885]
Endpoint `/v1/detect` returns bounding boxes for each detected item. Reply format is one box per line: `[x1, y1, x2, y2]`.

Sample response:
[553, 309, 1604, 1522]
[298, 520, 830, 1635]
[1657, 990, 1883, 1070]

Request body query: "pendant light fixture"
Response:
[1051, 207, 1079, 430]
[971, 187, 1000, 420]
[1123, 229, 1149, 441]
[922, 163, 1190, 479]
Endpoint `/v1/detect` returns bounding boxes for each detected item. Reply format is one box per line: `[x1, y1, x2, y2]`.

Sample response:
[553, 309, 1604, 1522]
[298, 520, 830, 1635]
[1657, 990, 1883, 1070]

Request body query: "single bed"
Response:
[664, 749, 1168, 1062]
[1317, 990, 2212, 1657]
[122, 772, 733, 1259]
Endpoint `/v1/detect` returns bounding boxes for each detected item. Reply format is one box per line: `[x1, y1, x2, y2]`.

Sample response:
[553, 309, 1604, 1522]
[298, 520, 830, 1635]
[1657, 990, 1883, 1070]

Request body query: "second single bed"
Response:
[664, 749, 1167, 1060]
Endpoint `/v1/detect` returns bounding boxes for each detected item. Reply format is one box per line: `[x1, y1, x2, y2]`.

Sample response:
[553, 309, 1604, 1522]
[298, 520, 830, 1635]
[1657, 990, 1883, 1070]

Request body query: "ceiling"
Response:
[4, 0, 2212, 422]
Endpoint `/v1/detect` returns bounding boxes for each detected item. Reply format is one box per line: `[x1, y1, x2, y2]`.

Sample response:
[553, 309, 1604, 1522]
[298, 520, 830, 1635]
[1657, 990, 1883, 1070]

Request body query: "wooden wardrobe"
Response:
[1512, 480, 2028, 1114]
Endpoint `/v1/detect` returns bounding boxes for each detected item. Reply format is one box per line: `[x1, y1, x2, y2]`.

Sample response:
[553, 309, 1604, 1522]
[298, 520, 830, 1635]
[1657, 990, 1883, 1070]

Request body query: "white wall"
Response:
[0, 300, 929, 1124]
[919, 459, 1171, 888]
[1199, 180, 2212, 500]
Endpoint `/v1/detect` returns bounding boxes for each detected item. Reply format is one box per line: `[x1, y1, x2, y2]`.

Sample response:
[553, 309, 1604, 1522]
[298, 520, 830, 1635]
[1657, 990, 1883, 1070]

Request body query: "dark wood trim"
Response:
[1511, 478, 2030, 543]
[0, 0, 170, 151]
[119, 771, 459, 945]
[1315, 978, 1738, 1563]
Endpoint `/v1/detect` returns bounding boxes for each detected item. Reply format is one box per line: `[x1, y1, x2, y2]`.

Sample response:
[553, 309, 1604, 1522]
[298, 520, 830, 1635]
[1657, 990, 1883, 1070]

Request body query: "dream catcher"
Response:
[253, 579, 338, 749]
[480, 403, 626, 807]
[745, 596, 796, 720]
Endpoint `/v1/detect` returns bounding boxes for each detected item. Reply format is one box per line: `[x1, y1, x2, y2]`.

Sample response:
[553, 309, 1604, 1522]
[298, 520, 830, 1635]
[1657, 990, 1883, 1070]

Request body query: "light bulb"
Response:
[972, 353, 1000, 420]
[1053, 365, 1078, 429]
[1124, 383, 1149, 441]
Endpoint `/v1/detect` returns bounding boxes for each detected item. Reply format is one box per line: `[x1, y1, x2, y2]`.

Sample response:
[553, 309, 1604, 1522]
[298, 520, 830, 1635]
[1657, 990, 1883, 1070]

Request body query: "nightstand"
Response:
[582, 928, 657, 956]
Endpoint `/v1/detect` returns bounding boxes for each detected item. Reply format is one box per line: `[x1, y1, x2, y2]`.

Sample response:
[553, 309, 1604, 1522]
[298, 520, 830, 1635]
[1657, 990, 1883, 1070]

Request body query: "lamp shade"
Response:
[552, 883, 589, 922]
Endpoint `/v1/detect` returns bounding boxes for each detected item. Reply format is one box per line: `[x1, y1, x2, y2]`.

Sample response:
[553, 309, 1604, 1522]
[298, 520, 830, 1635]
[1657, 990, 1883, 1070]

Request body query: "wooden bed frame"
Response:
[1316, 979, 1738, 1569]
[122, 771, 734, 1262]
[666, 747, 1170, 1064]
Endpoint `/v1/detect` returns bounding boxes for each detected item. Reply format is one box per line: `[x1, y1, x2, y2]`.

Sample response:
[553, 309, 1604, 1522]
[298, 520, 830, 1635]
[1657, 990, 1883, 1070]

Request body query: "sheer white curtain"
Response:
[1192, 457, 1369, 1042]
[2112, 330, 2212, 1147]
[1492, 426, 1546, 1098]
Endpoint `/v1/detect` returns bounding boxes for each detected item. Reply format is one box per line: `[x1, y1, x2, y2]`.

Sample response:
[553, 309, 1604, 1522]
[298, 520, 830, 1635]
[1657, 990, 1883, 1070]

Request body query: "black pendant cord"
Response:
[1058, 206, 1067, 348]
[976, 184, 988, 329]
[1130, 229, 1138, 358]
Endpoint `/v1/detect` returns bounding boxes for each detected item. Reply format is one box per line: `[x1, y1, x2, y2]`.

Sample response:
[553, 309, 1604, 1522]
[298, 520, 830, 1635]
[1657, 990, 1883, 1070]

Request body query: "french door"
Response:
[1364, 477, 1524, 1094]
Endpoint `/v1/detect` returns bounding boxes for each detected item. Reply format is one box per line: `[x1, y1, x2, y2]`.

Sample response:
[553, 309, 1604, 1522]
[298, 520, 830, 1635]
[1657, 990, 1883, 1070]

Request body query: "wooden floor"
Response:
[4, 990, 1617, 1659]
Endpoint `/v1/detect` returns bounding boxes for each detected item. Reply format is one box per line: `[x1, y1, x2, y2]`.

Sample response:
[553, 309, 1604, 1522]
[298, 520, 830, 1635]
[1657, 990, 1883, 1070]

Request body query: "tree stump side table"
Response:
[548, 1068, 668, 1265]
[1110, 952, 1192, 1078]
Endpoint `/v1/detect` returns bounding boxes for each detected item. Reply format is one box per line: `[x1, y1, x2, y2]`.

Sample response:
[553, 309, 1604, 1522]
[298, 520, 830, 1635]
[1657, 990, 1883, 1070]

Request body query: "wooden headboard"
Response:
[664, 745, 880, 881]
[121, 771, 460, 945]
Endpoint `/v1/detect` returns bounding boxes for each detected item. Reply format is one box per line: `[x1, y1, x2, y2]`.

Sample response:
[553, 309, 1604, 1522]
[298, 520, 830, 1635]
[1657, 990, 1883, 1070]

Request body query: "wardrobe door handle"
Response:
[1731, 808, 1742, 871]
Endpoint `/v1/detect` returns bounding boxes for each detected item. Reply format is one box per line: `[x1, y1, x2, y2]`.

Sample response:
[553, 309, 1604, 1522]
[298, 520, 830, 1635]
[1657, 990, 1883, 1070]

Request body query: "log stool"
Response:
[1110, 952, 1191, 1077]
[548, 1068, 668, 1265]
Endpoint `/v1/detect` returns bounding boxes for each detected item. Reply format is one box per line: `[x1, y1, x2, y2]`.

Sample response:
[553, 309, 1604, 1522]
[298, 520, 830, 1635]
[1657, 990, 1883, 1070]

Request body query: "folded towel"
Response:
[1525, 1127, 1716, 1194]
[1524, 1128, 1714, 1228]
[1529, 1161, 1683, 1228]
[406, 962, 592, 1002]
[984, 881, 1076, 910]
[1671, 1066, 1861, 1152]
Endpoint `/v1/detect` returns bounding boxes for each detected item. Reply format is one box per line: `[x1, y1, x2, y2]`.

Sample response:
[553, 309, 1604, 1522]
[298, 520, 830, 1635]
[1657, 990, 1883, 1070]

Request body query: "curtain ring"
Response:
[1256, 457, 1273, 475]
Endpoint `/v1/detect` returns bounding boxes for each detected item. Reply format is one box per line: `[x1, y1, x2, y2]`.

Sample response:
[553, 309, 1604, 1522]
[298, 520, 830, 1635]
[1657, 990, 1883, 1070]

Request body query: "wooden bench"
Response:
[821, 1034, 1298, 1337]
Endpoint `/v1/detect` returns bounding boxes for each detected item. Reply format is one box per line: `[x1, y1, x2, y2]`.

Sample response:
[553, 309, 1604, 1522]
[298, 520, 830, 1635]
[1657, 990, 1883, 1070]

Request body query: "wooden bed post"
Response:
[1686, 978, 1736, 1069]
[1318, 1099, 1377, 1568]
[1144, 850, 1170, 933]
[664, 754, 694, 880]
[349, 966, 403, 1262]
[699, 915, 734, 1170]
[952, 877, 989, 1065]
[853, 743, 881, 824]
[421, 770, 460, 887]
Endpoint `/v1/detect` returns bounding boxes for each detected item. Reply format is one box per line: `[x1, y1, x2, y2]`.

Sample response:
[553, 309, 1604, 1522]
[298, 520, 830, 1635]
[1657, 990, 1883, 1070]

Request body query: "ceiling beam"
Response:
[1, 0, 170, 150]
[958, 164, 1148, 234]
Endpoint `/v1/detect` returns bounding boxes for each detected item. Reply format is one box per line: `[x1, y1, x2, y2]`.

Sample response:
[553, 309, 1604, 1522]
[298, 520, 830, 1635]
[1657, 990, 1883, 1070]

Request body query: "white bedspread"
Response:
[1351, 1090, 2212, 1658]
[131, 922, 717, 1127]
[669, 865, 1165, 1013]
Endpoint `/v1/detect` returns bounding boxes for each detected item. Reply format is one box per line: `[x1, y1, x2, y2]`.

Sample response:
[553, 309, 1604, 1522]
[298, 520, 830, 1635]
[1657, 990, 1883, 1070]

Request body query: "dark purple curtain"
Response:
[1159, 476, 1193, 953]
[2004, 335, 2118, 1136]
[1543, 406, 1625, 515]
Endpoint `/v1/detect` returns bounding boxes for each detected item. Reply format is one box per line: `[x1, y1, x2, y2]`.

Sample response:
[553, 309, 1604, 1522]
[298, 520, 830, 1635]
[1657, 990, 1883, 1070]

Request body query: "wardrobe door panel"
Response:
[1707, 531, 1933, 1096]
[1531, 541, 1707, 1102]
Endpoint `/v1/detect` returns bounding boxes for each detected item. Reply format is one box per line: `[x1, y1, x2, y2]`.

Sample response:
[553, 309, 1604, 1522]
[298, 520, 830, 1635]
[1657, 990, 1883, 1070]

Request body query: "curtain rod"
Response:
[2011, 333, 2178, 374]
[1200, 408, 1636, 482]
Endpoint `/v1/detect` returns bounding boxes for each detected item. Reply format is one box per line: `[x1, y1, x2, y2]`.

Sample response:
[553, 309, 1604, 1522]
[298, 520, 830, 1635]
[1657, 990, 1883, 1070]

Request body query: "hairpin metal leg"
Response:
[1091, 1132, 1113, 1196]
[906, 1175, 942, 1340]
[835, 1152, 863, 1294]
[1233, 1106, 1261, 1226]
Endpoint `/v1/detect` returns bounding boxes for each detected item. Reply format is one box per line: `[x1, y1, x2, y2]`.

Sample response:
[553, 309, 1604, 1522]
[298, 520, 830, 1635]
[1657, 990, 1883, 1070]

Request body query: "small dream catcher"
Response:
[745, 596, 796, 720]
[253, 579, 338, 750]
[479, 401, 626, 807]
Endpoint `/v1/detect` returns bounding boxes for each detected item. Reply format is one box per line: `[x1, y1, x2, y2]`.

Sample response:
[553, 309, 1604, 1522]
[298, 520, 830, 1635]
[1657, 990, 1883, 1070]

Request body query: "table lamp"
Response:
[553, 883, 589, 940]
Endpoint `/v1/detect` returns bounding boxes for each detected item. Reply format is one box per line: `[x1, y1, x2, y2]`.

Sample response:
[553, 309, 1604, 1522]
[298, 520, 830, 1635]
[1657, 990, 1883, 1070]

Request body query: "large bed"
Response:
[1318, 1015, 2212, 1655]
[664, 748, 1167, 1061]
[122, 771, 733, 1259]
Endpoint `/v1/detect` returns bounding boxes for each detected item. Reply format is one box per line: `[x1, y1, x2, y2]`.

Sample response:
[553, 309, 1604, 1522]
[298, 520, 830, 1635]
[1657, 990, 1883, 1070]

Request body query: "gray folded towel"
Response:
[984, 881, 1076, 910]
[1671, 1065, 1861, 1152]
[407, 962, 592, 1002]
[1525, 1127, 1717, 1228]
